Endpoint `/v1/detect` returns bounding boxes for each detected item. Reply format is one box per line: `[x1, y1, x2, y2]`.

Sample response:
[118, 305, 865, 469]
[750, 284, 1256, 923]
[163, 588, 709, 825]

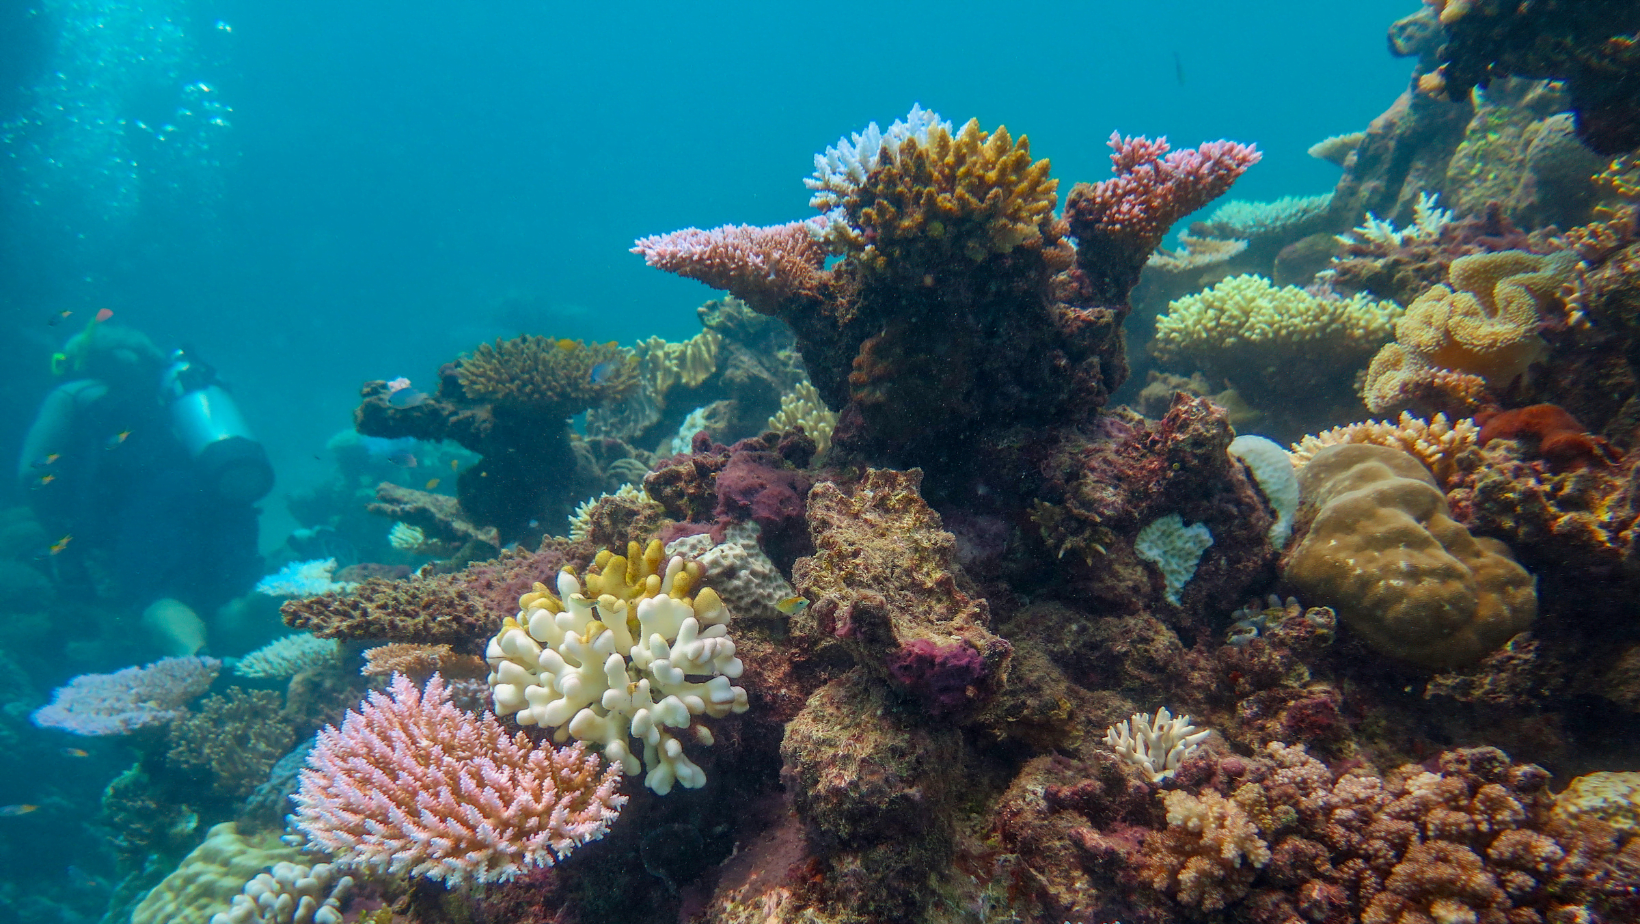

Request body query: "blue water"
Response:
[0, 1, 1415, 920]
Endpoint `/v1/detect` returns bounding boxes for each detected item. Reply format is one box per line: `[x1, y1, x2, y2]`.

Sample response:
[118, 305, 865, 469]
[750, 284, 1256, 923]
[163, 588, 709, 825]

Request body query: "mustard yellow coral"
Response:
[1393, 251, 1564, 384]
[767, 379, 837, 455]
[632, 328, 722, 402]
[1553, 771, 1640, 834]
[456, 335, 637, 417]
[844, 118, 1057, 275]
[1290, 412, 1479, 485]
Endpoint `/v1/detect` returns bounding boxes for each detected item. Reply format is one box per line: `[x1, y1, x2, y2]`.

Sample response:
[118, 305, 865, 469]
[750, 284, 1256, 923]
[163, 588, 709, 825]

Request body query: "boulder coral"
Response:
[1284, 444, 1536, 668]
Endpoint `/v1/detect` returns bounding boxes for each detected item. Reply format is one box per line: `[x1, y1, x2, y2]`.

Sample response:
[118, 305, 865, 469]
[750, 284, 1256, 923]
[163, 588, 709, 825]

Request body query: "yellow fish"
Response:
[34, 473, 56, 488]
[557, 338, 578, 351]
[49, 535, 72, 555]
[775, 595, 809, 616]
[60, 748, 89, 758]
[0, 805, 38, 817]
[449, 459, 459, 472]
[425, 478, 440, 490]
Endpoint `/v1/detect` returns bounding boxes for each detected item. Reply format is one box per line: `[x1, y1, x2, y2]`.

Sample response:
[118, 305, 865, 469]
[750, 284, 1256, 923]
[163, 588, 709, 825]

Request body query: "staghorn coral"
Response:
[1290, 411, 1480, 486]
[291, 674, 625, 885]
[1285, 444, 1536, 668]
[1151, 273, 1402, 407]
[167, 689, 299, 800]
[631, 220, 828, 315]
[826, 115, 1058, 278]
[487, 542, 749, 794]
[1065, 131, 1262, 302]
[456, 335, 636, 417]
[33, 656, 221, 736]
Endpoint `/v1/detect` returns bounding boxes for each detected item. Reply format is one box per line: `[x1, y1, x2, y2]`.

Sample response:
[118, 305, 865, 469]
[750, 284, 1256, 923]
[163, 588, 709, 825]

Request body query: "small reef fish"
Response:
[557, 338, 579, 351]
[48, 310, 72, 326]
[0, 805, 38, 817]
[424, 478, 440, 490]
[386, 382, 429, 409]
[106, 429, 131, 448]
[49, 535, 72, 555]
[387, 449, 418, 468]
[59, 748, 88, 758]
[31, 453, 61, 468]
[34, 473, 56, 488]
[95, 308, 113, 323]
[775, 595, 809, 616]
[449, 459, 459, 472]
[588, 360, 621, 384]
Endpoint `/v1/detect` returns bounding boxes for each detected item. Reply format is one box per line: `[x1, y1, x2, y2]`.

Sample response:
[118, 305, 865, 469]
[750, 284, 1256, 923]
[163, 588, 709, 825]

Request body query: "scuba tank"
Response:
[159, 349, 274, 504]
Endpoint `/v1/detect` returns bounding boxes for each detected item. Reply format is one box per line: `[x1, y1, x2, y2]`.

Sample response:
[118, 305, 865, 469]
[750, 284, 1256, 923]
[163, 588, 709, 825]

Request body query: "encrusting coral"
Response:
[1284, 444, 1536, 668]
[486, 541, 750, 794]
[291, 674, 626, 885]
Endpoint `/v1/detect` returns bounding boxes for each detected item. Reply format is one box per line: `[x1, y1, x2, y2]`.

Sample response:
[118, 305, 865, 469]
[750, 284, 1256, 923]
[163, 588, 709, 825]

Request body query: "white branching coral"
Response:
[804, 103, 951, 250]
[1104, 707, 1211, 782]
[387, 521, 428, 552]
[487, 546, 749, 794]
[234, 633, 340, 680]
[1339, 190, 1453, 248]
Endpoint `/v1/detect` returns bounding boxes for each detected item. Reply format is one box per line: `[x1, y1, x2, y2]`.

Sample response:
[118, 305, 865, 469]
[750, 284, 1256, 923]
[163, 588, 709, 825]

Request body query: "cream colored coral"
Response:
[1152, 276, 1402, 397]
[1104, 707, 1211, 782]
[1553, 771, 1640, 835]
[767, 379, 838, 455]
[1394, 250, 1557, 384]
[1360, 342, 1491, 416]
[632, 328, 722, 401]
[210, 860, 353, 924]
[487, 548, 749, 794]
[132, 823, 307, 924]
[1145, 789, 1271, 912]
[1147, 234, 1248, 272]
[1290, 412, 1479, 485]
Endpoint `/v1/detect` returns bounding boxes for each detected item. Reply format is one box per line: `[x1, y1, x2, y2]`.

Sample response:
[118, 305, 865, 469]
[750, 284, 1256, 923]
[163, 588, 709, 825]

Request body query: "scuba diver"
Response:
[16, 319, 273, 656]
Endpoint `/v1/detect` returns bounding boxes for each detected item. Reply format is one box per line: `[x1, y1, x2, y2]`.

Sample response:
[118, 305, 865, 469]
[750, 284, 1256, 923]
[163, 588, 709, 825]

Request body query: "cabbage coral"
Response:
[456, 335, 636, 418]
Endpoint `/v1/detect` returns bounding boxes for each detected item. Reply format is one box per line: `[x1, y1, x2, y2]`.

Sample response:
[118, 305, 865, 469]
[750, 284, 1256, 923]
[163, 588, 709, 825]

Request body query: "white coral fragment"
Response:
[1104, 707, 1211, 782]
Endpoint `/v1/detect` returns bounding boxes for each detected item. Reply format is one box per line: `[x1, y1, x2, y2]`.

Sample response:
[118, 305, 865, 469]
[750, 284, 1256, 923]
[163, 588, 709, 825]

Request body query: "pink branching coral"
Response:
[291, 674, 626, 885]
[31, 656, 221, 736]
[631, 219, 828, 313]
[1065, 132, 1262, 301]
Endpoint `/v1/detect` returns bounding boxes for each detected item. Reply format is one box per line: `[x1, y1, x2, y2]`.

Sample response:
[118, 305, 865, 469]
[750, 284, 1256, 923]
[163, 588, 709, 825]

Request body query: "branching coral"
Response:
[292, 674, 625, 885]
[487, 543, 749, 794]
[166, 689, 297, 799]
[766, 379, 837, 456]
[1290, 411, 1479, 486]
[456, 335, 636, 418]
[1142, 788, 1271, 911]
[631, 221, 828, 314]
[1103, 707, 1211, 783]
[1152, 274, 1402, 404]
[822, 114, 1059, 278]
[1065, 132, 1262, 301]
[33, 656, 221, 735]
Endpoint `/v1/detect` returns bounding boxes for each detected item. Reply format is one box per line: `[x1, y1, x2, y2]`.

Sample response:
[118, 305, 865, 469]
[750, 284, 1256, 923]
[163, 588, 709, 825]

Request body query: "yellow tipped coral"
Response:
[1290, 412, 1479, 486]
[456, 335, 637, 418]
[632, 328, 722, 403]
[844, 118, 1058, 275]
[767, 379, 838, 455]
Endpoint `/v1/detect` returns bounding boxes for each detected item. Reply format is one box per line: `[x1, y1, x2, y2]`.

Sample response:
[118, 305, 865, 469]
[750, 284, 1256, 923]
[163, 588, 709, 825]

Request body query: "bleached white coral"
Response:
[1227, 435, 1298, 547]
[486, 557, 749, 795]
[209, 860, 354, 924]
[234, 633, 340, 679]
[1105, 707, 1212, 783]
[804, 103, 951, 249]
[1339, 190, 1452, 248]
[660, 406, 713, 457]
[387, 521, 427, 552]
[254, 559, 356, 599]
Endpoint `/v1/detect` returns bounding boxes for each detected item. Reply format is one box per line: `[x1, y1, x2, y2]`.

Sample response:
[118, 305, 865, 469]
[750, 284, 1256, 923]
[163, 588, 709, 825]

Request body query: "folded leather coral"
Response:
[1283, 444, 1535, 668]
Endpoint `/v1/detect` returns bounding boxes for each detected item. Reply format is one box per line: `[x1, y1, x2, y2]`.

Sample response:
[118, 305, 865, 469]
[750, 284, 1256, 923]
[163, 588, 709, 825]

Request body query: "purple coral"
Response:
[885, 639, 987, 715]
[32, 656, 221, 736]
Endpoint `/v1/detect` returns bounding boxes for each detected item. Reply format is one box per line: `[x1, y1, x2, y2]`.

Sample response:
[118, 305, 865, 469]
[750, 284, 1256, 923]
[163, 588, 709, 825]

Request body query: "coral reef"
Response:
[1290, 411, 1479, 486]
[165, 689, 299, 799]
[233, 634, 339, 680]
[211, 859, 353, 924]
[280, 571, 495, 653]
[1285, 444, 1536, 668]
[130, 823, 306, 924]
[291, 674, 625, 885]
[455, 335, 635, 418]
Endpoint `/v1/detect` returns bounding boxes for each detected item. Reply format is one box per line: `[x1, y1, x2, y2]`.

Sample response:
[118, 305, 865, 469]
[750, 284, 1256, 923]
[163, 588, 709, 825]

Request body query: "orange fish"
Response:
[0, 805, 38, 817]
[48, 310, 72, 326]
[49, 535, 72, 555]
[425, 478, 440, 490]
[60, 748, 89, 758]
[95, 308, 114, 323]
[34, 473, 56, 488]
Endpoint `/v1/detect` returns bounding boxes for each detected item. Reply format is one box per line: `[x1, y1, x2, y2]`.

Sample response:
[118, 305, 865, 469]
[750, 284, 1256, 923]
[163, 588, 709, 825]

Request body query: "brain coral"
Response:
[1284, 444, 1536, 668]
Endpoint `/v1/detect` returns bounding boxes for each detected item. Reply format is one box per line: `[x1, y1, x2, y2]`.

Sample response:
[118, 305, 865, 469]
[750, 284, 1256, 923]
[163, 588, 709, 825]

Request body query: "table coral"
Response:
[280, 572, 496, 654]
[1285, 444, 1536, 668]
[32, 656, 221, 736]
